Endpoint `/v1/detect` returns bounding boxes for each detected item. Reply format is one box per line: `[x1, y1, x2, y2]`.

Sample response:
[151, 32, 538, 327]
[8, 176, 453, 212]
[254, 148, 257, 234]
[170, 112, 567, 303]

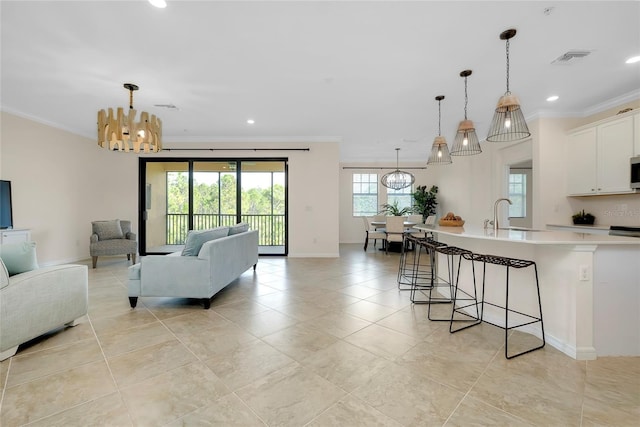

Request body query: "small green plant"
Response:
[572, 209, 595, 225]
[379, 200, 412, 216]
[411, 185, 438, 221]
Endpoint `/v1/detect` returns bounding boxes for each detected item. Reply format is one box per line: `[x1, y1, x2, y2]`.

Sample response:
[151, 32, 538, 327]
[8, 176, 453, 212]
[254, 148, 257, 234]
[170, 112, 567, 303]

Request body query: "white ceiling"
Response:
[1, 1, 639, 162]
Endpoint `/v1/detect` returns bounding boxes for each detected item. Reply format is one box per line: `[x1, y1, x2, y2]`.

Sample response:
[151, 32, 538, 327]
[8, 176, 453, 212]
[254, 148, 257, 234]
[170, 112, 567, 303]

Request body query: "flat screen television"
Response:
[0, 180, 13, 229]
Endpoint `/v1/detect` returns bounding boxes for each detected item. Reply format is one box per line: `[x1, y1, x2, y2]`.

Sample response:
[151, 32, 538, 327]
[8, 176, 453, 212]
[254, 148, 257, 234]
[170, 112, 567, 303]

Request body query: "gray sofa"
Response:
[128, 228, 259, 309]
[0, 259, 88, 361]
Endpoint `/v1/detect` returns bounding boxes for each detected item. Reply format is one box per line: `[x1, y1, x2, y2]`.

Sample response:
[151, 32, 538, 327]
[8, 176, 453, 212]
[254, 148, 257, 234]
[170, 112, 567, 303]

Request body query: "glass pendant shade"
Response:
[427, 95, 452, 165]
[486, 29, 531, 143]
[381, 148, 415, 190]
[428, 135, 452, 164]
[451, 69, 482, 156]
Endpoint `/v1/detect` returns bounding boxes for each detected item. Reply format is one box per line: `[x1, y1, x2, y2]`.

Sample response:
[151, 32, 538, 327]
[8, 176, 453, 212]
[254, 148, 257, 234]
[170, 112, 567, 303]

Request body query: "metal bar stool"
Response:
[408, 236, 447, 302]
[476, 254, 545, 359]
[449, 252, 483, 332]
[397, 234, 419, 290]
[427, 245, 477, 322]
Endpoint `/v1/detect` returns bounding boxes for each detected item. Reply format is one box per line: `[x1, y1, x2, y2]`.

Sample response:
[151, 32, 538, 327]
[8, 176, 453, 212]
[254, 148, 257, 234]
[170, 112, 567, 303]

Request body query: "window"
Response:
[387, 186, 413, 211]
[508, 173, 526, 218]
[353, 173, 378, 216]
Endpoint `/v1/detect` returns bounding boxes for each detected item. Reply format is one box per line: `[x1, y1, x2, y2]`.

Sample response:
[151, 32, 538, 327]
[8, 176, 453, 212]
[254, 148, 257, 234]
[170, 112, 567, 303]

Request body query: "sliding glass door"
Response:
[139, 158, 287, 256]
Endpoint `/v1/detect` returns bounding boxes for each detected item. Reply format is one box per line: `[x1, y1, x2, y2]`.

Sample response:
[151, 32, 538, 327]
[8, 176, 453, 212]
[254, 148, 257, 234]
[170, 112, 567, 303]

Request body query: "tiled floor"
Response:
[1, 244, 638, 426]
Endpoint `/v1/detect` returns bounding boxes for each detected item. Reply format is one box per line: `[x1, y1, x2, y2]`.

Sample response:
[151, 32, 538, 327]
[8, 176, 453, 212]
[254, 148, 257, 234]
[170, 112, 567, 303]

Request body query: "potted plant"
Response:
[572, 209, 595, 225]
[379, 200, 412, 216]
[411, 185, 439, 222]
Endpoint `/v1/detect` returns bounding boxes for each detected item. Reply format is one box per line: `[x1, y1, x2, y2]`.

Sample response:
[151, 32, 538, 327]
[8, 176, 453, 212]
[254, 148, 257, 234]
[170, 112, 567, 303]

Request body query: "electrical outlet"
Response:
[579, 265, 589, 281]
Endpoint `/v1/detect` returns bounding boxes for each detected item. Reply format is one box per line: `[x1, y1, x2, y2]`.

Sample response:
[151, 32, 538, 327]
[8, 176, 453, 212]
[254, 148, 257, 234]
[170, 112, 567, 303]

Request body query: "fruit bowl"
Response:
[438, 219, 465, 227]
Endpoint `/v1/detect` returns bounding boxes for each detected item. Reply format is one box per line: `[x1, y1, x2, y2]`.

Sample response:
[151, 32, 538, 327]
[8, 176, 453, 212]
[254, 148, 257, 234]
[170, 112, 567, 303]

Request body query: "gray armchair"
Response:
[90, 219, 137, 268]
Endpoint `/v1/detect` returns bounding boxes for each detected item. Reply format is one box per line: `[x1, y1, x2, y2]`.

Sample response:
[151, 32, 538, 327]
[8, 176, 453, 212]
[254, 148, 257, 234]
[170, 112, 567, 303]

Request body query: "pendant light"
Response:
[381, 148, 415, 190]
[486, 29, 531, 142]
[98, 83, 162, 153]
[427, 95, 452, 165]
[451, 70, 482, 156]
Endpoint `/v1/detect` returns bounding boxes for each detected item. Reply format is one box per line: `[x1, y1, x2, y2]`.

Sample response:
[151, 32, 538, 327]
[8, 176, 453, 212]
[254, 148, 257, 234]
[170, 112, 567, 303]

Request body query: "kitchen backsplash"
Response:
[569, 194, 640, 227]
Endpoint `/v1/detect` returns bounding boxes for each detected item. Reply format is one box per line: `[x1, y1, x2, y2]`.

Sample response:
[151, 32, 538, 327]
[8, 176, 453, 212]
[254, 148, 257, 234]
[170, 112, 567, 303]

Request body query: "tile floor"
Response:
[0, 244, 638, 426]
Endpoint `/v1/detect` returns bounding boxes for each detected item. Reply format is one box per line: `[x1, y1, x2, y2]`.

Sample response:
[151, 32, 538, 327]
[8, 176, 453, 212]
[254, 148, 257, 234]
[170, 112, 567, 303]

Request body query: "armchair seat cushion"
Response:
[90, 239, 137, 256]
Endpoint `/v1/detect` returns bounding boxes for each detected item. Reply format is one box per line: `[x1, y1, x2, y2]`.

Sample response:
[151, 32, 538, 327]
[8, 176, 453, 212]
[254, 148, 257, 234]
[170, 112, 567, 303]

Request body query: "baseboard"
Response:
[287, 252, 339, 258]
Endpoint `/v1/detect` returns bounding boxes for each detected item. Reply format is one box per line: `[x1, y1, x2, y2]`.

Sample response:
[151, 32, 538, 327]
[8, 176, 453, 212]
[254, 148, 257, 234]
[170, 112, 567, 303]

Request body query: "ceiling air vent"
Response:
[552, 50, 592, 65]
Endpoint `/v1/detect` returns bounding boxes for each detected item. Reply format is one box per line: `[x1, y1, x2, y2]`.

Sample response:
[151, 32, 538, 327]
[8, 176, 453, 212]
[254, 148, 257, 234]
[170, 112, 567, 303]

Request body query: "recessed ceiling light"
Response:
[546, 95, 559, 102]
[626, 55, 640, 64]
[247, 119, 255, 125]
[148, 0, 167, 8]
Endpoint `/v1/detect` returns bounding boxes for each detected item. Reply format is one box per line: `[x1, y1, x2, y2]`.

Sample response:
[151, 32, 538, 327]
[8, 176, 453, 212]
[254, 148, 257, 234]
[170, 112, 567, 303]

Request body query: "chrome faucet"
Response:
[493, 198, 512, 233]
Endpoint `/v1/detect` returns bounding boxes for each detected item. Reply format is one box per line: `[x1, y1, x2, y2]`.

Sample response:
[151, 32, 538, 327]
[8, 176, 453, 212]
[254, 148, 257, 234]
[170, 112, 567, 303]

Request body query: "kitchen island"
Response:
[414, 224, 640, 360]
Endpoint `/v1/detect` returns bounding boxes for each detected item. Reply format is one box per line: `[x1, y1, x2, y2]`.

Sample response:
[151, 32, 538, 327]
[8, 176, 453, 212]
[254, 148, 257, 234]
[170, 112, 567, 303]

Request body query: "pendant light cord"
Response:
[464, 76, 468, 120]
[505, 38, 510, 94]
[129, 89, 134, 110]
[438, 99, 442, 136]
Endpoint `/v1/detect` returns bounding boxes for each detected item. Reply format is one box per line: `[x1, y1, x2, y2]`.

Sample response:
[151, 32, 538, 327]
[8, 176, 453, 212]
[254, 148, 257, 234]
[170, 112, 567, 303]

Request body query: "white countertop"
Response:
[547, 223, 611, 231]
[413, 224, 640, 245]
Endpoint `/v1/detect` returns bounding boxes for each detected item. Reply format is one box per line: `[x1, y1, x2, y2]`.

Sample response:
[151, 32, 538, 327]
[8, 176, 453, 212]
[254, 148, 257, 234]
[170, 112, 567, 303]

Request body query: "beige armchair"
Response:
[90, 219, 137, 268]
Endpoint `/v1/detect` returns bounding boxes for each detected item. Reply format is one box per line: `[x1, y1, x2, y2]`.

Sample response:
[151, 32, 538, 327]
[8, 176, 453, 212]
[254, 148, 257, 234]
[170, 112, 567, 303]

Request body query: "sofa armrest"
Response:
[90, 233, 98, 244]
[1, 264, 88, 352]
[126, 232, 136, 241]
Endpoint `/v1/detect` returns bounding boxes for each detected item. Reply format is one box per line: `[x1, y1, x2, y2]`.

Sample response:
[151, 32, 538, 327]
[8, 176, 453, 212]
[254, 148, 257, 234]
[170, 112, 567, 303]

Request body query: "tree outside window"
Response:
[353, 173, 378, 216]
[387, 185, 412, 211]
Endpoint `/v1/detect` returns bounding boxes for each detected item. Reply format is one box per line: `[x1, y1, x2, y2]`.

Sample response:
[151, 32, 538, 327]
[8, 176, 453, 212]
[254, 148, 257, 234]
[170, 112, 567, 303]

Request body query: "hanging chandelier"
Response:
[381, 148, 415, 190]
[486, 29, 531, 142]
[427, 95, 452, 165]
[97, 83, 162, 153]
[451, 70, 482, 156]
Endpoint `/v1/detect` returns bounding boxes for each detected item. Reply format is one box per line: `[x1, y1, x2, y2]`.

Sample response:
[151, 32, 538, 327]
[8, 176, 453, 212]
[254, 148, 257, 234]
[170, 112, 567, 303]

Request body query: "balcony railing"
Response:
[166, 213, 285, 246]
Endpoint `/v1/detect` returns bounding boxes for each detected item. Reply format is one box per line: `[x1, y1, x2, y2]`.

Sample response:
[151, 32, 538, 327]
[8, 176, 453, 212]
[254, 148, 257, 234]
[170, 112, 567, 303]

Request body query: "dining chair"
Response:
[384, 216, 408, 255]
[362, 216, 386, 251]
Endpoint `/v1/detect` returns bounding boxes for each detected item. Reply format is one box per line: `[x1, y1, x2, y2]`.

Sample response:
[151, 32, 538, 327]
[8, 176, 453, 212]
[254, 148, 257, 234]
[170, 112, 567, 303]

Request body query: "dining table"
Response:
[370, 219, 419, 252]
[370, 220, 418, 229]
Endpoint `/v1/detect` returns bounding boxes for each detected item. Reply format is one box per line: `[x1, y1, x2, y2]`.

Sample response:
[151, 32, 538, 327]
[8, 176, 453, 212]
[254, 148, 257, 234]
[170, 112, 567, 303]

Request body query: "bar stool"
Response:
[408, 236, 447, 301]
[427, 245, 477, 322]
[449, 251, 483, 332]
[474, 254, 545, 359]
[397, 234, 417, 289]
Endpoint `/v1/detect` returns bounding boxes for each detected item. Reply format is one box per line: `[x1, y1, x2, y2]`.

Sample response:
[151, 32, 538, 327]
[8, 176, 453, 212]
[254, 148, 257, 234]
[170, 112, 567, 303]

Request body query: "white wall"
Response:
[0, 112, 340, 264]
[338, 163, 437, 244]
[1, 112, 138, 265]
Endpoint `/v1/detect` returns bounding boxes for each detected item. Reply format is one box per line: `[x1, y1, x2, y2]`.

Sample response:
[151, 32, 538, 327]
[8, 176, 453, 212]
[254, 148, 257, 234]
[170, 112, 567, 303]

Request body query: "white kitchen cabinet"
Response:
[0, 229, 31, 244]
[567, 127, 597, 195]
[567, 112, 636, 196]
[634, 113, 640, 156]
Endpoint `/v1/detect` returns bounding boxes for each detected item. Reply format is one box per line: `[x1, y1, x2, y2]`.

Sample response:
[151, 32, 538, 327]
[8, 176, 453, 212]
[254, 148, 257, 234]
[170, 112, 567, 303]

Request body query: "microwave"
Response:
[632, 156, 640, 189]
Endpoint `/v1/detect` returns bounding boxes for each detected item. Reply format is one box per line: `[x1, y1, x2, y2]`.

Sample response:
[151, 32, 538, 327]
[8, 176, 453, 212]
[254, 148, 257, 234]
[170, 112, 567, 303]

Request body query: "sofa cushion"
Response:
[228, 222, 250, 235]
[93, 219, 124, 240]
[0, 241, 39, 276]
[181, 227, 230, 256]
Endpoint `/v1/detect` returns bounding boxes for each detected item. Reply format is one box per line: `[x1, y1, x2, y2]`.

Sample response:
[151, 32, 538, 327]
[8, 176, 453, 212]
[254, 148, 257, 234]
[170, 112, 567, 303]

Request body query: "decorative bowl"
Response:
[438, 219, 465, 227]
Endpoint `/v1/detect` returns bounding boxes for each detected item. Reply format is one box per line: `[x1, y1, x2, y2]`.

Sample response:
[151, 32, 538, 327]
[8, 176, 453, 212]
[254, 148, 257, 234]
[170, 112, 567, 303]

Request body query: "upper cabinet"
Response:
[567, 111, 637, 196]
